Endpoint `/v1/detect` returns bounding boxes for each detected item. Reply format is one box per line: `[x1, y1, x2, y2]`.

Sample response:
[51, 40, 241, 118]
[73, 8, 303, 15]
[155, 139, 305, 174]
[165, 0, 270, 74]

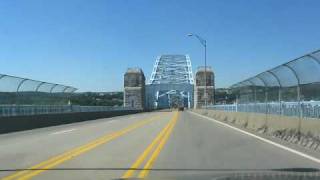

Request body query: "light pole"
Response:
[188, 33, 207, 108]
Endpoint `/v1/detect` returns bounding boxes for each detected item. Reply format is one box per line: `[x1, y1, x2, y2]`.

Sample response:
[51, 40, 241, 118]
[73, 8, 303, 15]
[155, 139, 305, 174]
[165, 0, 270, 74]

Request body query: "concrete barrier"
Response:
[193, 109, 320, 136]
[0, 110, 142, 134]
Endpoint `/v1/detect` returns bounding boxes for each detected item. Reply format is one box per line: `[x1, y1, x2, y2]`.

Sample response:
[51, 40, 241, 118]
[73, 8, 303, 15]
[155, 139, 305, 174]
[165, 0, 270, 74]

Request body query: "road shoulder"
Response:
[188, 110, 320, 165]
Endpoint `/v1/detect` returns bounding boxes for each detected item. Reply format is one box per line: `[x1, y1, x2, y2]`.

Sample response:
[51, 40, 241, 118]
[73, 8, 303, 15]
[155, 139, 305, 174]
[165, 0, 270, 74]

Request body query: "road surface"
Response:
[1, 111, 320, 179]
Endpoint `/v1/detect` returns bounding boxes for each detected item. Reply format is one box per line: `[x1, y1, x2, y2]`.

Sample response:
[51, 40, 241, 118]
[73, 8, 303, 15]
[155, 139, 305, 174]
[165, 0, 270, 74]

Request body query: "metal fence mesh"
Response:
[0, 74, 77, 93]
[0, 74, 137, 116]
[213, 49, 320, 119]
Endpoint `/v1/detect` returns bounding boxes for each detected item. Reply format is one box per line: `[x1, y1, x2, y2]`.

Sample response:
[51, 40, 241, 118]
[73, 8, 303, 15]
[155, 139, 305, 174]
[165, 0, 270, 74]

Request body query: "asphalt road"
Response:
[1, 111, 320, 180]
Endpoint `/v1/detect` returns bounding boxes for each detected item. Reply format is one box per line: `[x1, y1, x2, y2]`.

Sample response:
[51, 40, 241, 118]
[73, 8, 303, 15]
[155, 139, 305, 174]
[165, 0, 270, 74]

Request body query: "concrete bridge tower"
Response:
[123, 68, 145, 109]
[194, 66, 215, 108]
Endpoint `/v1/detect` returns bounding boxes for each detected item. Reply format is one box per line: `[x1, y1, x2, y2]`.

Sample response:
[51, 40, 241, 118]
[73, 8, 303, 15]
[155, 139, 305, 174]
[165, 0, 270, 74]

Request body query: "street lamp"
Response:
[188, 33, 207, 108]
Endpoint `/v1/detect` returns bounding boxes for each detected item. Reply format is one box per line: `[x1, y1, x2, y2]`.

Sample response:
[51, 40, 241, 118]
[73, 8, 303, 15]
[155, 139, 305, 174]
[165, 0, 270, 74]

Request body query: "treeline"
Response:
[70, 92, 123, 106]
[0, 92, 123, 107]
[214, 88, 236, 104]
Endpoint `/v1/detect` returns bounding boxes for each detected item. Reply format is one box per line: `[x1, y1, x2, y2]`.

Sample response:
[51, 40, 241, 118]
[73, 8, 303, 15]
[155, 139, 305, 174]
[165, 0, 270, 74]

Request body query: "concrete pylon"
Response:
[123, 68, 145, 109]
[194, 66, 215, 109]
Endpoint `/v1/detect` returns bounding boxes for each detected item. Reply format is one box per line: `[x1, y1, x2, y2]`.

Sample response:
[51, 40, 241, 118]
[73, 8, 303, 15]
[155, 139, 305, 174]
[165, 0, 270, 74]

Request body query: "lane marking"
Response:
[121, 113, 175, 178]
[189, 111, 320, 165]
[50, 129, 77, 135]
[138, 112, 179, 178]
[1, 116, 160, 180]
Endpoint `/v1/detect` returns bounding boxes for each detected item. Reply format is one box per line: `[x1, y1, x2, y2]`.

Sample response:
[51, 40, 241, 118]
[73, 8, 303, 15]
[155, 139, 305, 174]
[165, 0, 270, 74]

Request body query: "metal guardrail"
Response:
[209, 101, 320, 119]
[0, 105, 137, 117]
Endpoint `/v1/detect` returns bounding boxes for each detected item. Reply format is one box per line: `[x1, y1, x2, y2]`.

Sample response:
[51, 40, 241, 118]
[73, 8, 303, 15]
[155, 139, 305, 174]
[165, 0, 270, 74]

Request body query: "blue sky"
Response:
[0, 0, 319, 92]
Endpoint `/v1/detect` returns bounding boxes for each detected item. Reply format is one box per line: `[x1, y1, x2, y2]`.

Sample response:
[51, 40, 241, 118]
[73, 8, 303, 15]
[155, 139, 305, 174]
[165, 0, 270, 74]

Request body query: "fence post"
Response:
[282, 64, 302, 140]
[265, 87, 268, 128]
[255, 76, 269, 129]
[297, 85, 302, 141]
[279, 88, 282, 115]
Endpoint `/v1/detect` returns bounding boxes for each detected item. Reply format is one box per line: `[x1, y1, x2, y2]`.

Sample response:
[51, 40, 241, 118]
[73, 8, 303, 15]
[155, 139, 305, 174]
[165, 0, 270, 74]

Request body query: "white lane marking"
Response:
[188, 111, 320, 164]
[51, 128, 77, 135]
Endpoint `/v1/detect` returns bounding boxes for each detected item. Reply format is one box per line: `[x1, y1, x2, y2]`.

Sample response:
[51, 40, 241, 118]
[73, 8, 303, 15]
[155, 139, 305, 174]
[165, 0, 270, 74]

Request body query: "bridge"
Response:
[146, 54, 194, 109]
[1, 52, 320, 179]
[124, 54, 215, 110]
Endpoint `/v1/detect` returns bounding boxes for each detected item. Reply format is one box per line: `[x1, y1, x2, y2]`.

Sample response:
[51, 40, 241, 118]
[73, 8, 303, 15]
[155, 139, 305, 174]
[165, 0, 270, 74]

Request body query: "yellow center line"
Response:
[1, 115, 160, 180]
[121, 111, 179, 179]
[121, 113, 175, 178]
[138, 112, 179, 178]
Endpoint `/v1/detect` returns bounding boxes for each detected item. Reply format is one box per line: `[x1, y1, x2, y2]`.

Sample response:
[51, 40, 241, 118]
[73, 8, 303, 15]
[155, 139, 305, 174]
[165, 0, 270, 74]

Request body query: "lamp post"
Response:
[188, 33, 207, 108]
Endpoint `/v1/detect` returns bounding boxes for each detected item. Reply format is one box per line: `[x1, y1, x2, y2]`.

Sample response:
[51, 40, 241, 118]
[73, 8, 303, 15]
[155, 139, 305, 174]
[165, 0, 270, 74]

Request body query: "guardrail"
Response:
[209, 101, 320, 119]
[0, 105, 137, 117]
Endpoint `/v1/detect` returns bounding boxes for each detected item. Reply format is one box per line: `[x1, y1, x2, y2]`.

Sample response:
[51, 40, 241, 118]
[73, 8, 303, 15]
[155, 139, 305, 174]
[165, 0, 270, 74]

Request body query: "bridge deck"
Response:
[1, 111, 320, 179]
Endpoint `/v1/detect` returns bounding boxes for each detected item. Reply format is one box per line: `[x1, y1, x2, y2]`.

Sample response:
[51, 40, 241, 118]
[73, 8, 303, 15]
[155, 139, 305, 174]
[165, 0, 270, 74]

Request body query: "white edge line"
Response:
[51, 128, 77, 135]
[188, 111, 320, 164]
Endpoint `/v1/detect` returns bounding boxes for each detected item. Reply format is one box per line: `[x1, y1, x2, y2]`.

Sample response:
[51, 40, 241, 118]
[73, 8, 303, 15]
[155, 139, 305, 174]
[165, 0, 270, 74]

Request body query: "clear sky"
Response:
[0, 0, 319, 92]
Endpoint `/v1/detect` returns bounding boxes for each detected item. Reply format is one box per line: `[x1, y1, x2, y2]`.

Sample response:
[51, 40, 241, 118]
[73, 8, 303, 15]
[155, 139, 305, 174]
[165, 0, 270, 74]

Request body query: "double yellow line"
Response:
[2, 116, 159, 180]
[122, 111, 179, 179]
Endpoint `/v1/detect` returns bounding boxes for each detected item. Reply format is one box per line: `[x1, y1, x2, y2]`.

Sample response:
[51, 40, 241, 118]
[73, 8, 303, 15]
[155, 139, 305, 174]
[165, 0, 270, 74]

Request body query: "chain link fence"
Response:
[0, 74, 77, 93]
[216, 49, 320, 120]
[0, 74, 138, 117]
[0, 73, 78, 105]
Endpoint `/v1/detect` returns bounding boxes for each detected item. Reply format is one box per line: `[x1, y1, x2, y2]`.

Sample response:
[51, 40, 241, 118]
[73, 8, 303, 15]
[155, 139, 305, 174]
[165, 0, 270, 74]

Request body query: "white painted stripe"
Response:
[188, 111, 320, 164]
[51, 128, 77, 135]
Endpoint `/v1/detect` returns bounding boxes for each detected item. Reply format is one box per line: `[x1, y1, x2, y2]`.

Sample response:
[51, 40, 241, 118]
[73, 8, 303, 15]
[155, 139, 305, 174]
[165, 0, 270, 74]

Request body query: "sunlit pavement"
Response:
[1, 111, 320, 180]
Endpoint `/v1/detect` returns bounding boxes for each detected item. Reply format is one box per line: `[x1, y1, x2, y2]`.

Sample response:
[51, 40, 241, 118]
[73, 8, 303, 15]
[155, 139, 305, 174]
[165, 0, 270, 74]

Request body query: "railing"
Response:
[0, 73, 77, 93]
[0, 105, 137, 117]
[231, 49, 320, 105]
[209, 101, 320, 119]
[219, 50, 320, 120]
